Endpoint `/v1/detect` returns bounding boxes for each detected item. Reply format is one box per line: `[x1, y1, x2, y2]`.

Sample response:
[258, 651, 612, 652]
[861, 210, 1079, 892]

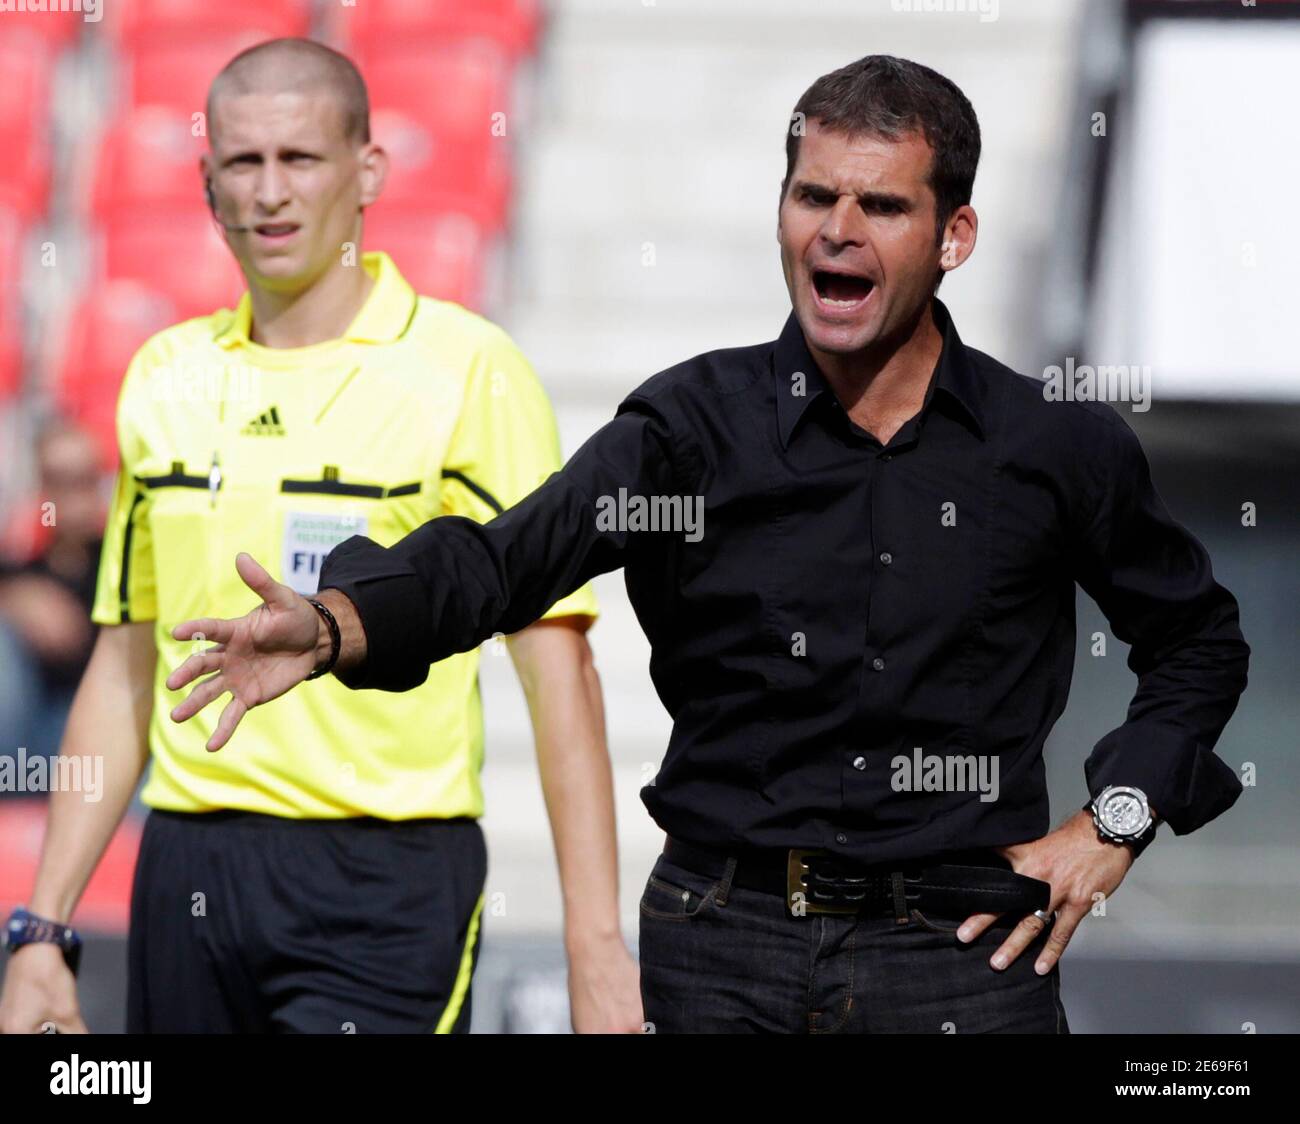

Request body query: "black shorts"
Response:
[127, 808, 487, 1033]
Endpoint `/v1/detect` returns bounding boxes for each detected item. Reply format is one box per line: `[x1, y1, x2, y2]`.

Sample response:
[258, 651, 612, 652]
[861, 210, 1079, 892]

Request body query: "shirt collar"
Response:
[213, 250, 418, 350]
[772, 295, 987, 448]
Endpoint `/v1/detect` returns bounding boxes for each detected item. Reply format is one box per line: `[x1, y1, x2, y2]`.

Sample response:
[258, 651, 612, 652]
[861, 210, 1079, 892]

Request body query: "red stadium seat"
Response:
[0, 208, 26, 396]
[0, 32, 55, 220]
[99, 206, 244, 322]
[370, 107, 512, 231]
[0, 207, 25, 300]
[107, 0, 310, 47]
[359, 43, 516, 231]
[0, 313, 20, 400]
[89, 106, 209, 220]
[0, 802, 142, 935]
[53, 280, 179, 466]
[364, 208, 488, 310]
[121, 30, 278, 115]
[334, 0, 541, 58]
[0, 8, 81, 49]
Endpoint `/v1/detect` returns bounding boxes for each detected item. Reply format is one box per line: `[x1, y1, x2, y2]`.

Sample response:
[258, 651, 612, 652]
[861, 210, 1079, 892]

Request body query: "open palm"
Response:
[166, 553, 321, 751]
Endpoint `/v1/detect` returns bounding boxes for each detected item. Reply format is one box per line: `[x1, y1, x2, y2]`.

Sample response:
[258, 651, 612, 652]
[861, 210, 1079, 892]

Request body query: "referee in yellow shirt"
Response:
[0, 39, 641, 1033]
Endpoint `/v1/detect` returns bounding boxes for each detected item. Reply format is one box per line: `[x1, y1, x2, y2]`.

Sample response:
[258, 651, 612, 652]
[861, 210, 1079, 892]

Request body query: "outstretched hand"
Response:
[166, 553, 322, 751]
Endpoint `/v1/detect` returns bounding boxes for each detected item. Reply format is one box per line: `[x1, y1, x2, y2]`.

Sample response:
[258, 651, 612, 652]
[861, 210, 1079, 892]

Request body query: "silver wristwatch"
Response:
[1087, 785, 1158, 857]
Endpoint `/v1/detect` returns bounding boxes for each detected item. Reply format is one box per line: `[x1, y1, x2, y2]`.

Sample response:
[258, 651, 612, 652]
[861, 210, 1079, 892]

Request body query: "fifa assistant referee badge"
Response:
[4, 908, 83, 976]
[1086, 785, 1158, 859]
[305, 597, 342, 680]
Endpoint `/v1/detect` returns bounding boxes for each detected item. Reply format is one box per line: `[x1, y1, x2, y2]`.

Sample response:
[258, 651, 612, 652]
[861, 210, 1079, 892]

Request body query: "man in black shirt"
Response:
[166, 56, 1249, 1033]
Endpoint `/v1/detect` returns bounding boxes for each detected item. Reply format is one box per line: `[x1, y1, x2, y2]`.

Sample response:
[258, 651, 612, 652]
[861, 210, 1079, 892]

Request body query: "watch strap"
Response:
[5, 908, 82, 976]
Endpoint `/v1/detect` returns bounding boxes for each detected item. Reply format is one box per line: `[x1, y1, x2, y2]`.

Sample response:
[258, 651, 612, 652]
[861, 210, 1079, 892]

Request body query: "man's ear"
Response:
[939, 204, 978, 274]
[356, 143, 389, 208]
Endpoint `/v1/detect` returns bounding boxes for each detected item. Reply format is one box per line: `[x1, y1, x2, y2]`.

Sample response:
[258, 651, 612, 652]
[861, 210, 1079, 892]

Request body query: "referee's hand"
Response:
[0, 944, 87, 1034]
[166, 552, 321, 751]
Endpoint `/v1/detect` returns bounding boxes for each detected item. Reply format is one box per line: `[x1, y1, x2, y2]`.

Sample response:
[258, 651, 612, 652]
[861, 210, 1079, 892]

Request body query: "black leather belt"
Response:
[664, 836, 1050, 920]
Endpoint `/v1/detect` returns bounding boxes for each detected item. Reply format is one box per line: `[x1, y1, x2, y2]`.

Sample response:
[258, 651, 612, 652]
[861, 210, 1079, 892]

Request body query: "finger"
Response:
[956, 910, 1000, 943]
[3, 1015, 49, 1035]
[170, 672, 227, 724]
[171, 618, 236, 645]
[165, 647, 226, 692]
[989, 908, 1057, 971]
[1033, 903, 1087, 975]
[207, 696, 248, 752]
[234, 552, 298, 611]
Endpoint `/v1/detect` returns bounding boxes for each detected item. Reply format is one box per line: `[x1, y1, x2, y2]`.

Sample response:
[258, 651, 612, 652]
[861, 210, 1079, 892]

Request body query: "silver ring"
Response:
[1032, 909, 1054, 924]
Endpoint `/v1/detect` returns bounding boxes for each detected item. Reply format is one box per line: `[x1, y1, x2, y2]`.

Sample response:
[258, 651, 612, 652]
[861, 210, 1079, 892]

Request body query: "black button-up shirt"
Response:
[320, 297, 1249, 865]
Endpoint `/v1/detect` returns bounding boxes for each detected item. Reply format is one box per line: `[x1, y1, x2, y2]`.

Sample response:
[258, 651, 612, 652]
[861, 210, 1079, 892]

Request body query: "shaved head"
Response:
[207, 37, 369, 146]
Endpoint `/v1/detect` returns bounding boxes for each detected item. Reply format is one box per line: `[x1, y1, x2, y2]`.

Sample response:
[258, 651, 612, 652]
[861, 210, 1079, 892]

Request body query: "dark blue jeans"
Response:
[638, 850, 1069, 1034]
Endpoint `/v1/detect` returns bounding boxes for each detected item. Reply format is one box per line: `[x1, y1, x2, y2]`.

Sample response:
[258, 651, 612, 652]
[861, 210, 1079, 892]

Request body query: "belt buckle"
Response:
[786, 848, 865, 916]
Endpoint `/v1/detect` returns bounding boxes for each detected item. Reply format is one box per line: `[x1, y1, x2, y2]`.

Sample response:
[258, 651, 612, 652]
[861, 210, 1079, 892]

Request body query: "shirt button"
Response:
[872, 657, 886, 671]
[852, 756, 866, 771]
[879, 551, 892, 566]
[835, 833, 848, 845]
[881, 453, 893, 462]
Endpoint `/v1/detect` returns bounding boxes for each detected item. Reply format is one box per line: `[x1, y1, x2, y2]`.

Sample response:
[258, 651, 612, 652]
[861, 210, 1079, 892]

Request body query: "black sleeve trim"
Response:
[118, 489, 146, 621]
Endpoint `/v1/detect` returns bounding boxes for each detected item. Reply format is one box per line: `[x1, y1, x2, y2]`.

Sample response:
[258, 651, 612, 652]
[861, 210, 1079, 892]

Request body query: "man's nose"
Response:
[253, 165, 291, 211]
[819, 196, 867, 249]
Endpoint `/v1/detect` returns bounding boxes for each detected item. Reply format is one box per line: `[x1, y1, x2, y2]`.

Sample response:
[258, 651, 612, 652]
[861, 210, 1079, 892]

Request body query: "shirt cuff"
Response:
[1083, 724, 1243, 837]
[318, 535, 433, 693]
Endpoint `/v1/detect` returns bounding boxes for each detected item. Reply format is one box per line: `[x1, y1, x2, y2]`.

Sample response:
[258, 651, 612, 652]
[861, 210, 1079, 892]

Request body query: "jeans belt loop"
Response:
[715, 856, 738, 908]
[890, 869, 910, 925]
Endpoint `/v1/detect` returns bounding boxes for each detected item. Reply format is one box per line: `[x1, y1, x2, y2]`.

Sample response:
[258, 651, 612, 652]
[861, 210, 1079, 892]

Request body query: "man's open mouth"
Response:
[812, 268, 875, 308]
[254, 223, 299, 238]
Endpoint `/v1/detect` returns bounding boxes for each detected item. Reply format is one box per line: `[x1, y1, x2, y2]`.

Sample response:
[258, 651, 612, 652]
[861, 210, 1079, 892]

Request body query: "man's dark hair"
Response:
[780, 55, 981, 247]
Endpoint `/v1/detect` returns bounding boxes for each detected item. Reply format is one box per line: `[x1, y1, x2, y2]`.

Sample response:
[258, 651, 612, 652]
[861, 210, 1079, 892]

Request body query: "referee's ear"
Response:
[355, 142, 389, 209]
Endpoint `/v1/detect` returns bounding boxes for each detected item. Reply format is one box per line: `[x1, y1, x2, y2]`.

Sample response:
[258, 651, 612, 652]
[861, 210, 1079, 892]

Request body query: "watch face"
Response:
[1100, 788, 1148, 836]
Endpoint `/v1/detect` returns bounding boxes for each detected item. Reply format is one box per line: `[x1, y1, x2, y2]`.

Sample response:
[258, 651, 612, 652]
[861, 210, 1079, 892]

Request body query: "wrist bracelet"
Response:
[305, 597, 341, 680]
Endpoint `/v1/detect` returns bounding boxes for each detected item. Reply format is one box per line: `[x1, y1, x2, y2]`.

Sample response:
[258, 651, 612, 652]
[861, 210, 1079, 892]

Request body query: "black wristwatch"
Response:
[5, 908, 82, 976]
[1085, 785, 1158, 859]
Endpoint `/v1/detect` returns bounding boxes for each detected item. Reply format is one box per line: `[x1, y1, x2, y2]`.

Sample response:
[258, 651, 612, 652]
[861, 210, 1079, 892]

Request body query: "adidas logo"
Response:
[242, 405, 285, 436]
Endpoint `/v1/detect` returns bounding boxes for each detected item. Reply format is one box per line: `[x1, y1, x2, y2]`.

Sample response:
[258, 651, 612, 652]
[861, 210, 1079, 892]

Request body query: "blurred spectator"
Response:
[0, 420, 105, 768]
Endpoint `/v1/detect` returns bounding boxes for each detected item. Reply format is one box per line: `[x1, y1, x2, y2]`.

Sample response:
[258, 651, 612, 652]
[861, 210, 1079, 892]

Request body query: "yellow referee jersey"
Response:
[91, 250, 598, 819]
